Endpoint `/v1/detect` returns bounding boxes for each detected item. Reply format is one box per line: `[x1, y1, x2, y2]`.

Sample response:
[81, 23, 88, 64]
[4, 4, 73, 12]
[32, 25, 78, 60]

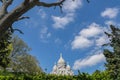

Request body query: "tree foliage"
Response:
[103, 25, 120, 80]
[77, 70, 92, 80]
[9, 36, 42, 74]
[0, 70, 111, 80]
[11, 53, 42, 75]
[0, 29, 12, 69]
[92, 70, 110, 80]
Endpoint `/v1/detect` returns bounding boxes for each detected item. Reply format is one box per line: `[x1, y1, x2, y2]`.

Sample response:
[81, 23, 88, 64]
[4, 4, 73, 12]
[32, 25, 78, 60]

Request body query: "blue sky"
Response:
[12, 0, 120, 74]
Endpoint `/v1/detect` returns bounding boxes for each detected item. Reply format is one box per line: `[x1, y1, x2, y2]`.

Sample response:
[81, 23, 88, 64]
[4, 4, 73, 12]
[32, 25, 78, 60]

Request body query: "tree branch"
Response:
[0, 0, 13, 19]
[10, 26, 24, 34]
[87, 0, 90, 3]
[16, 16, 30, 21]
[13, 29, 24, 34]
[23, 0, 30, 5]
[0, 0, 3, 2]
[36, 0, 65, 7]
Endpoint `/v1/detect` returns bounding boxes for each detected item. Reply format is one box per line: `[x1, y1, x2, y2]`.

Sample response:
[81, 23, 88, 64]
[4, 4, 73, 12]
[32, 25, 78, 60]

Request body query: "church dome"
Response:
[58, 54, 65, 64]
[66, 64, 71, 70]
[53, 65, 57, 70]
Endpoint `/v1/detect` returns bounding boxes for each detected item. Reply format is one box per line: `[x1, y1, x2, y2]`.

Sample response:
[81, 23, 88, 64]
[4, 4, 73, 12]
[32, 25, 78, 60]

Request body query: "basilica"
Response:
[51, 54, 74, 75]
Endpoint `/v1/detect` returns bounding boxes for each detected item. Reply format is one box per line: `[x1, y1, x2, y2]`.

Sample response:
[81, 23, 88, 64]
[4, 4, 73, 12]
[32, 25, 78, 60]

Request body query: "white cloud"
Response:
[101, 8, 119, 19]
[52, 13, 73, 29]
[24, 18, 39, 28]
[71, 36, 93, 49]
[52, 0, 82, 29]
[37, 9, 46, 19]
[40, 27, 51, 40]
[79, 23, 103, 38]
[47, 33, 51, 38]
[71, 23, 107, 49]
[96, 35, 108, 46]
[105, 20, 116, 26]
[55, 38, 62, 44]
[63, 0, 82, 12]
[73, 53, 105, 70]
[40, 27, 47, 34]
[105, 20, 120, 27]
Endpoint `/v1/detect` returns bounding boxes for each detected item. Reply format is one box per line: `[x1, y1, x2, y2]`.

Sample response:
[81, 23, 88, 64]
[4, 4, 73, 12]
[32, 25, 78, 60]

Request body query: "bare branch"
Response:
[3, 0, 13, 7]
[10, 26, 24, 34]
[36, 0, 65, 7]
[8, 0, 13, 4]
[23, 0, 30, 5]
[0, 0, 2, 2]
[16, 16, 30, 21]
[87, 0, 90, 3]
[13, 29, 24, 34]
[36, 0, 65, 13]
[0, 0, 13, 19]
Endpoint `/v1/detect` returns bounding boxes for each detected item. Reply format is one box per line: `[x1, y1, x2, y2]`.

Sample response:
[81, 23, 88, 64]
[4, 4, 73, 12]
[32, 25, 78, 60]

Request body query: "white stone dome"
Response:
[58, 54, 65, 64]
[53, 65, 57, 70]
[66, 64, 71, 70]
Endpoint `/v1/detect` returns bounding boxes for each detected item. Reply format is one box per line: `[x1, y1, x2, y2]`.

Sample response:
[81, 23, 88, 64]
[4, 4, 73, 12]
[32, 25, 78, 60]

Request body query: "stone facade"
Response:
[51, 54, 74, 75]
